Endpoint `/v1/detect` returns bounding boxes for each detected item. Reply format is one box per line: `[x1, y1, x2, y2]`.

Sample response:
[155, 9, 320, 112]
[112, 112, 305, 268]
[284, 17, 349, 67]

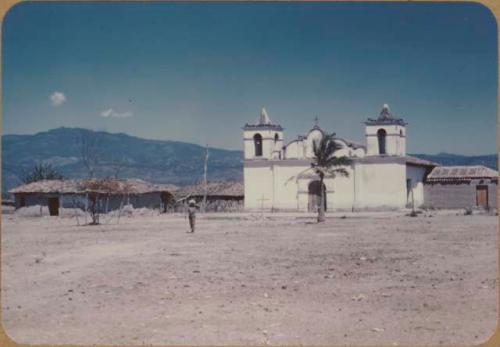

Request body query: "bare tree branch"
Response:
[79, 131, 102, 178]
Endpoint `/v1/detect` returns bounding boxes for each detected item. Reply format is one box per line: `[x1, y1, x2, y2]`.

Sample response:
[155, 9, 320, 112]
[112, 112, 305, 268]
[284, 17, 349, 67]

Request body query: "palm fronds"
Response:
[311, 133, 352, 177]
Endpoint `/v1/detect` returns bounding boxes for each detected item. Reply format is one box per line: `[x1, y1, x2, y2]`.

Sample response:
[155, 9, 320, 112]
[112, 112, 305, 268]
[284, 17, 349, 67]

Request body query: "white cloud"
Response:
[100, 108, 133, 119]
[50, 91, 66, 106]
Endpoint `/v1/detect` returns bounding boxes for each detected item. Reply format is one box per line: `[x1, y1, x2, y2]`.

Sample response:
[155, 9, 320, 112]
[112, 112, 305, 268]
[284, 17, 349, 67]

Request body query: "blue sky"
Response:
[2, 2, 497, 154]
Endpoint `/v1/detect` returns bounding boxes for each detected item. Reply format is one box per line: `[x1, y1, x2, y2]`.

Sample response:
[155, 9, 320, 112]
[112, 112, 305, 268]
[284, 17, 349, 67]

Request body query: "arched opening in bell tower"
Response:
[254, 133, 263, 157]
[377, 129, 387, 155]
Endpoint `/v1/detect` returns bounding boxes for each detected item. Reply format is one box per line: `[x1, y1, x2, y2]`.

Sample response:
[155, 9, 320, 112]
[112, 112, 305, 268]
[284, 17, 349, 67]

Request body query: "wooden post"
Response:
[105, 194, 110, 214]
[203, 144, 209, 213]
[72, 197, 80, 226]
[411, 188, 415, 213]
[84, 192, 88, 225]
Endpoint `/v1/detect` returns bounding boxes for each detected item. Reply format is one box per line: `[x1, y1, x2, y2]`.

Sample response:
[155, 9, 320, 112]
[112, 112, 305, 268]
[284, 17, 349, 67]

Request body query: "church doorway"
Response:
[308, 180, 327, 212]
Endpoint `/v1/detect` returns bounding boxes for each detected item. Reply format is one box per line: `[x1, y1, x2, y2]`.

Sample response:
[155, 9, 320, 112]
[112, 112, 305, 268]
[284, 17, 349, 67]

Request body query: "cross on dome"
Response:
[314, 116, 319, 127]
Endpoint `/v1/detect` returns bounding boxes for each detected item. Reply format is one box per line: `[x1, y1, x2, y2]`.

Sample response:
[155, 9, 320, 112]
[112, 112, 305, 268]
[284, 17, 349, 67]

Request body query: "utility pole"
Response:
[203, 144, 209, 213]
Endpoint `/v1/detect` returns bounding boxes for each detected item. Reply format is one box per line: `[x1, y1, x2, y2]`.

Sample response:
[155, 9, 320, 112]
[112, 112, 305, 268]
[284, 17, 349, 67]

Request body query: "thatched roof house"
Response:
[10, 178, 178, 215]
[10, 178, 178, 195]
[10, 179, 81, 194]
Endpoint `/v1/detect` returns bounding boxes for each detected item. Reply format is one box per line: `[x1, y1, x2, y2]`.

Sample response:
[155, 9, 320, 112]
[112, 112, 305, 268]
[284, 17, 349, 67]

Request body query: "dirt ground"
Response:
[1, 210, 498, 345]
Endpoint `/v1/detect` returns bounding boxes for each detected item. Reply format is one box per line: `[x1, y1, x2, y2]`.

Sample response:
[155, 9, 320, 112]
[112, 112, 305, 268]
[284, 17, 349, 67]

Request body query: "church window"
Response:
[377, 129, 387, 155]
[254, 133, 263, 157]
[274, 133, 279, 143]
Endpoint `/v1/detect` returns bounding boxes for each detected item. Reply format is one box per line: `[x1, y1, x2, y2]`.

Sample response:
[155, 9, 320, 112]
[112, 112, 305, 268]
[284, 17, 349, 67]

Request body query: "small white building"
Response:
[243, 105, 436, 211]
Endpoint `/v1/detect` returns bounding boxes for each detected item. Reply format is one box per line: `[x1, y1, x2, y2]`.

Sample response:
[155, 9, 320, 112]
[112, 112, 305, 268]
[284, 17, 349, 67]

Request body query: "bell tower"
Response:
[365, 104, 407, 156]
[243, 108, 284, 160]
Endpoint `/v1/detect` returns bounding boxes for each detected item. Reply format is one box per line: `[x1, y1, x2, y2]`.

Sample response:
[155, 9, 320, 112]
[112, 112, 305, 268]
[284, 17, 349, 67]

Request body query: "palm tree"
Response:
[312, 132, 352, 222]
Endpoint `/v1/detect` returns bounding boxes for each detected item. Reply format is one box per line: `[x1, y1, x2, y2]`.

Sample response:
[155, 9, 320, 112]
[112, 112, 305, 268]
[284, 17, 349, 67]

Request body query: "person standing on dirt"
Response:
[186, 199, 198, 233]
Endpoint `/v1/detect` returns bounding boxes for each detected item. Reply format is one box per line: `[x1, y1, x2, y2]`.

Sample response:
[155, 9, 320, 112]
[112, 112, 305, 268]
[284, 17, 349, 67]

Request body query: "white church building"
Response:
[243, 105, 436, 211]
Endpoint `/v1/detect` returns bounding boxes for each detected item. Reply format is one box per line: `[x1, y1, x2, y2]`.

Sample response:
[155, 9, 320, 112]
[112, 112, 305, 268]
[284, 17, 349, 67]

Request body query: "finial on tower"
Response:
[365, 103, 406, 126]
[379, 104, 392, 119]
[244, 107, 283, 130]
[258, 107, 271, 125]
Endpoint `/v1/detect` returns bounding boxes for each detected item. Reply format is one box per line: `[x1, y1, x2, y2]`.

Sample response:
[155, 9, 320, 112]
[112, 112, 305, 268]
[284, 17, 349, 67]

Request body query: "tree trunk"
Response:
[317, 175, 326, 223]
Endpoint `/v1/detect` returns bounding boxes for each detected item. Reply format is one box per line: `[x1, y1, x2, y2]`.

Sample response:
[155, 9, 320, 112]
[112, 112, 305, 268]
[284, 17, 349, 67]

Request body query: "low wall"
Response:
[175, 197, 243, 212]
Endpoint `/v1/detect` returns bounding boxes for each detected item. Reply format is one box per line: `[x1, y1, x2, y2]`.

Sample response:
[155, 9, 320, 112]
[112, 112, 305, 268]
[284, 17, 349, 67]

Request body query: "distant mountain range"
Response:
[410, 153, 497, 171]
[2, 127, 497, 195]
[2, 127, 243, 195]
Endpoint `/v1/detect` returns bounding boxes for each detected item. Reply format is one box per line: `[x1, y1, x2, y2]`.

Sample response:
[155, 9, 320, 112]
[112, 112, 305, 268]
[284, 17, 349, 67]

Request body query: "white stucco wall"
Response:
[245, 162, 322, 210]
[272, 165, 306, 210]
[245, 160, 412, 211]
[295, 165, 356, 211]
[399, 129, 406, 155]
[244, 165, 274, 209]
[354, 162, 407, 209]
[284, 140, 304, 159]
[406, 165, 428, 207]
[244, 139, 255, 160]
[245, 162, 358, 212]
[272, 135, 284, 159]
[304, 129, 323, 158]
[273, 160, 358, 211]
[352, 147, 366, 158]
[333, 169, 355, 210]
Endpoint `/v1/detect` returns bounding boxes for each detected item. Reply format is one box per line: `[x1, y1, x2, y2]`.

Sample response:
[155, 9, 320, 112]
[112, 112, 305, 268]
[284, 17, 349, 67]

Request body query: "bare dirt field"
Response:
[1, 210, 498, 345]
